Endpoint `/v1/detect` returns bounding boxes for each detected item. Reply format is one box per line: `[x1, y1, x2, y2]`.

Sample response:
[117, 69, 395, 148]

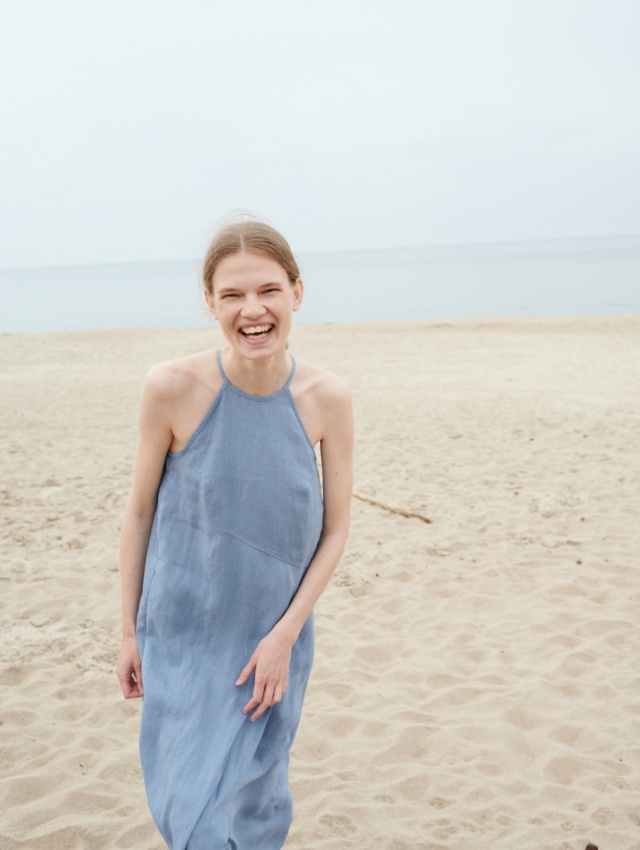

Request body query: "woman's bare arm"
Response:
[116, 367, 175, 698]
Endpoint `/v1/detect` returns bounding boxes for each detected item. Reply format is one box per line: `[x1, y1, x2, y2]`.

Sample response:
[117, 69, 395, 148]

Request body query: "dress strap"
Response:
[284, 354, 297, 389]
[216, 349, 229, 385]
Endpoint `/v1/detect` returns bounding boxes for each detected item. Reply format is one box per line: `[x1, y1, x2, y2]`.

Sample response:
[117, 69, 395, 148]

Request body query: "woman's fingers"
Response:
[237, 632, 292, 719]
[245, 686, 267, 721]
[241, 679, 285, 721]
[128, 655, 143, 696]
[248, 685, 276, 721]
[117, 662, 143, 699]
[116, 638, 144, 699]
[235, 657, 256, 687]
[133, 660, 144, 696]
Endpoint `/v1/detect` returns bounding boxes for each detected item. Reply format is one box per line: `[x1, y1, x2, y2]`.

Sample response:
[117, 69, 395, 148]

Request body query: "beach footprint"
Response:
[319, 812, 357, 836]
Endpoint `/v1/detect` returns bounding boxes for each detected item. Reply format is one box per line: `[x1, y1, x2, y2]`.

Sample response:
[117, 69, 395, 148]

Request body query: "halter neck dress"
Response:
[136, 350, 324, 850]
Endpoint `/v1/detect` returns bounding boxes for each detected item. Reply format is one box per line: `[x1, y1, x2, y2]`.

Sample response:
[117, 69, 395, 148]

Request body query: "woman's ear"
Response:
[292, 278, 304, 312]
[205, 289, 217, 320]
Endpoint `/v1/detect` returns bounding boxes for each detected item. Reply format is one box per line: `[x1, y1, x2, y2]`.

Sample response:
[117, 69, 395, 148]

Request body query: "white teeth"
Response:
[242, 325, 271, 336]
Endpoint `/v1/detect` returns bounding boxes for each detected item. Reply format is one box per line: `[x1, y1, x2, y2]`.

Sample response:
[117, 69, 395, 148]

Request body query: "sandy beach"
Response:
[1, 316, 639, 850]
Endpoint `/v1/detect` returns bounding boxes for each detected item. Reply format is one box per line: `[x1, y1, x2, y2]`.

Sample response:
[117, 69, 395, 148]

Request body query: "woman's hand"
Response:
[116, 634, 144, 699]
[236, 626, 295, 721]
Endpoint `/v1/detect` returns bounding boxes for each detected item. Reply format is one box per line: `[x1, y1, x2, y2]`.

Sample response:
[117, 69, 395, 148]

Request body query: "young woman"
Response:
[116, 220, 353, 849]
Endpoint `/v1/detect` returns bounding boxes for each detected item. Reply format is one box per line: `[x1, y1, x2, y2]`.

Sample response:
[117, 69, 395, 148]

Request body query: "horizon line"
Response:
[1, 231, 639, 274]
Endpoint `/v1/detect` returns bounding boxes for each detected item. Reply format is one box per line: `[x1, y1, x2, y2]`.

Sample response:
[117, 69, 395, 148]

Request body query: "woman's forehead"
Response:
[213, 252, 289, 288]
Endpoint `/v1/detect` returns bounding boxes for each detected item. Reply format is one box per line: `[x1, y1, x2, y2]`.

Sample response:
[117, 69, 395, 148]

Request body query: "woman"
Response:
[116, 220, 353, 850]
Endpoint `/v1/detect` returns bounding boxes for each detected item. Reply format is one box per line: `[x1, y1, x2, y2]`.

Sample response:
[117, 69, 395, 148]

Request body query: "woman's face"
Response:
[206, 251, 303, 359]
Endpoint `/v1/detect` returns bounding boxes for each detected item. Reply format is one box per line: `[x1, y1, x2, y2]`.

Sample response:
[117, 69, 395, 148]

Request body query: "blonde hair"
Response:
[202, 220, 300, 295]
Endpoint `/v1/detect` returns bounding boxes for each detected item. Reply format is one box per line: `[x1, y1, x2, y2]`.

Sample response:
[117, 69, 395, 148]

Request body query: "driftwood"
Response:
[352, 490, 432, 524]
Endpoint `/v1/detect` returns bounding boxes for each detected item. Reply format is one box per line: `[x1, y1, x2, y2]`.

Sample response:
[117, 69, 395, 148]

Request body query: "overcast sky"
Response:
[1, 0, 639, 267]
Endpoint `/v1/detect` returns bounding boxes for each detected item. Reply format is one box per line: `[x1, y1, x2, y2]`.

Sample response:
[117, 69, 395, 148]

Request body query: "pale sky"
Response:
[1, 0, 639, 267]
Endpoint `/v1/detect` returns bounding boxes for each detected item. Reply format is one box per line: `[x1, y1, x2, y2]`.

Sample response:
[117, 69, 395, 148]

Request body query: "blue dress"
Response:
[136, 351, 324, 850]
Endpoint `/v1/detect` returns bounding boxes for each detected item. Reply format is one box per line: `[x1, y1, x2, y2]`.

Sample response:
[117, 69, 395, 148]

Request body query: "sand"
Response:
[1, 316, 639, 850]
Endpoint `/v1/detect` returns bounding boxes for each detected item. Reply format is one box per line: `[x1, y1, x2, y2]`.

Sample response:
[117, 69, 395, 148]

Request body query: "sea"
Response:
[1, 234, 638, 334]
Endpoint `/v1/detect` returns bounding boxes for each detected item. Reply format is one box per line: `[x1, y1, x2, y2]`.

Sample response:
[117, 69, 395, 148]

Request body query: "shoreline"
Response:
[1, 310, 639, 338]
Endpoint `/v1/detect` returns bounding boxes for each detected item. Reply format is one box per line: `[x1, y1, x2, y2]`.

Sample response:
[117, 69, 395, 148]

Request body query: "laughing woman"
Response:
[116, 220, 353, 850]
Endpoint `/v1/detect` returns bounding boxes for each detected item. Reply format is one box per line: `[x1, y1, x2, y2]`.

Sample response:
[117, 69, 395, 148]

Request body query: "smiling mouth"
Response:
[240, 324, 274, 340]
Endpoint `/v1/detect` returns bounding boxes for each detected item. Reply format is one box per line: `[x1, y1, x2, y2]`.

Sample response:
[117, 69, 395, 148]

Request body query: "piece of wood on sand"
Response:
[352, 490, 432, 524]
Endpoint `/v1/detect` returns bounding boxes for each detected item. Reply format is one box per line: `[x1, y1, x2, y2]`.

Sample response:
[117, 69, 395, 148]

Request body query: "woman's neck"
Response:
[221, 348, 292, 396]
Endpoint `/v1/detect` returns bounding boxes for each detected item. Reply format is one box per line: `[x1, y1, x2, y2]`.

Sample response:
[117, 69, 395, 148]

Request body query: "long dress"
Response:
[136, 351, 324, 850]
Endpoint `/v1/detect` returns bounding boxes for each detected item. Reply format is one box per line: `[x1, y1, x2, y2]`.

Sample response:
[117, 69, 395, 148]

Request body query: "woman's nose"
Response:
[241, 295, 266, 318]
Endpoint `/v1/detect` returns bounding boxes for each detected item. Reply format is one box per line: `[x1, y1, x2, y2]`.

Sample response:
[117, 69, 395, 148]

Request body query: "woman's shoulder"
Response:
[292, 358, 353, 447]
[292, 358, 351, 406]
[143, 350, 220, 406]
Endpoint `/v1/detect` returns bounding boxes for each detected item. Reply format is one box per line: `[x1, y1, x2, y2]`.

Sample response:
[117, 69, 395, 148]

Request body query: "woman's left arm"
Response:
[237, 376, 354, 720]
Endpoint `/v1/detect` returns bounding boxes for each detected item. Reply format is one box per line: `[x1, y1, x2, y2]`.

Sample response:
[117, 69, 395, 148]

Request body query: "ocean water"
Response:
[0, 235, 638, 334]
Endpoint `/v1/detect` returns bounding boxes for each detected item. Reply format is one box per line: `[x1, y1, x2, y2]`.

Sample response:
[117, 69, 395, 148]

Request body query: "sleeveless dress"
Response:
[136, 351, 324, 850]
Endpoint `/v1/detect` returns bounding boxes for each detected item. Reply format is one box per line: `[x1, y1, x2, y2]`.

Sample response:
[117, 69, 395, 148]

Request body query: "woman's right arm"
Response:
[116, 367, 174, 699]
